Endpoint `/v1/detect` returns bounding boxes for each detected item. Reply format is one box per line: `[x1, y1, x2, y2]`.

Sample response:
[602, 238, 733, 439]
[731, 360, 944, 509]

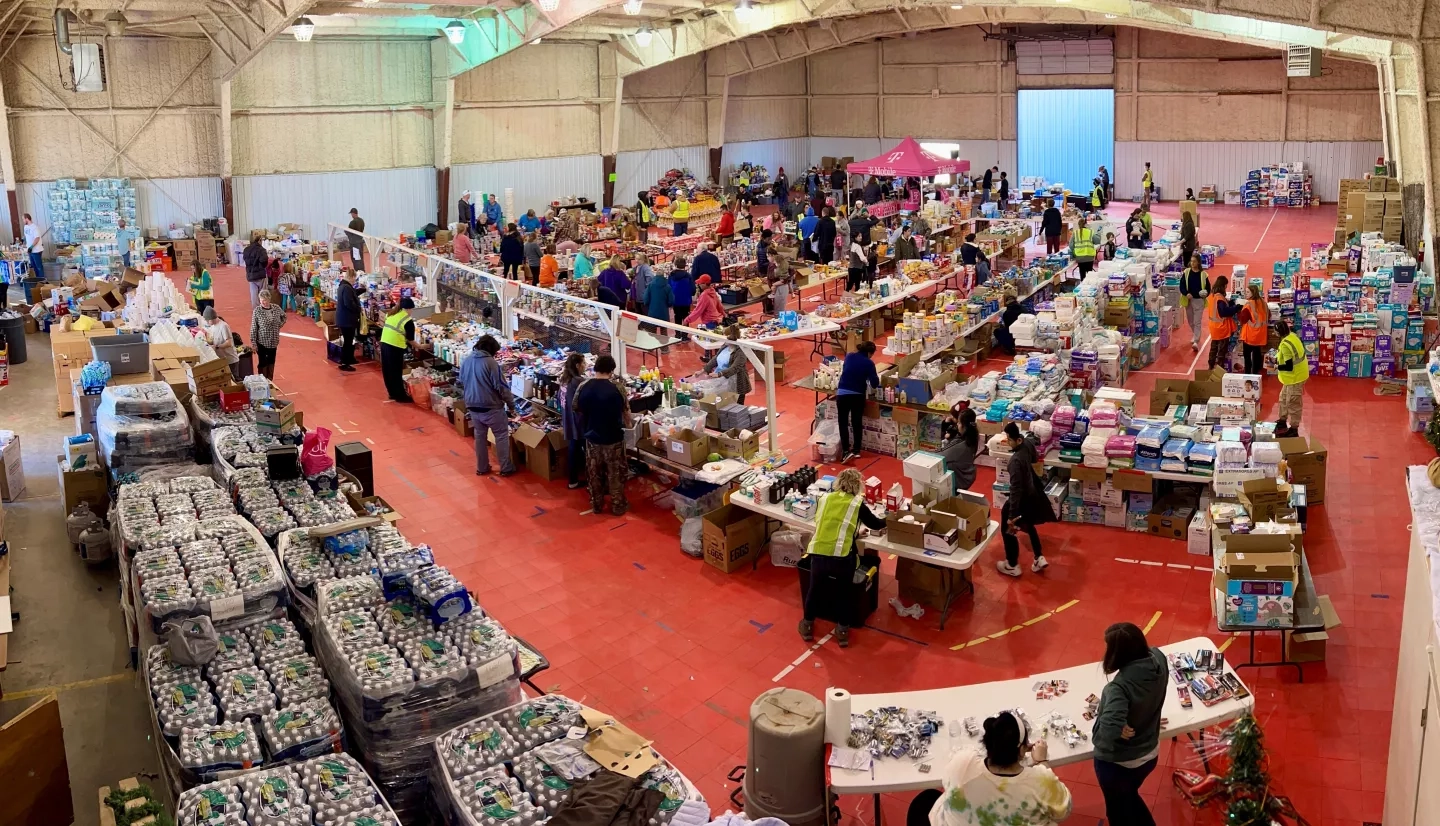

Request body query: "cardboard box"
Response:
[1216, 533, 1298, 628]
[1070, 465, 1107, 483]
[885, 509, 931, 548]
[929, 496, 990, 550]
[56, 454, 108, 515]
[1189, 367, 1225, 404]
[895, 556, 966, 611]
[452, 408, 474, 438]
[1238, 477, 1293, 523]
[697, 392, 738, 430]
[1149, 378, 1189, 414]
[701, 504, 765, 573]
[0, 436, 25, 501]
[255, 399, 296, 431]
[514, 423, 568, 481]
[1147, 497, 1197, 540]
[1278, 436, 1327, 503]
[1111, 469, 1153, 493]
[1283, 594, 1342, 662]
[186, 357, 231, 397]
[665, 428, 709, 468]
[1187, 511, 1210, 556]
[714, 428, 759, 460]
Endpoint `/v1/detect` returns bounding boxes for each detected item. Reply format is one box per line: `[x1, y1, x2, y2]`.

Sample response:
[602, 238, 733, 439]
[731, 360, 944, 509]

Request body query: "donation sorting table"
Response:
[827, 636, 1254, 797]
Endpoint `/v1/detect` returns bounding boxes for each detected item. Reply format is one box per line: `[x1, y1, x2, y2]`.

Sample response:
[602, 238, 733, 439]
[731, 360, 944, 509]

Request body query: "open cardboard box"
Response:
[884, 509, 930, 548]
[1214, 532, 1298, 628]
[1149, 378, 1189, 414]
[1278, 436, 1327, 504]
[701, 504, 765, 573]
[514, 422, 568, 481]
[665, 428, 709, 467]
[928, 496, 989, 551]
[1284, 594, 1342, 662]
[1238, 477, 1294, 523]
[714, 428, 759, 460]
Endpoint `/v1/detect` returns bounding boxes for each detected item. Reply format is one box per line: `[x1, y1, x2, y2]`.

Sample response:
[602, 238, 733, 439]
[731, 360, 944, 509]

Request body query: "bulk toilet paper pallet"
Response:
[820, 637, 1254, 825]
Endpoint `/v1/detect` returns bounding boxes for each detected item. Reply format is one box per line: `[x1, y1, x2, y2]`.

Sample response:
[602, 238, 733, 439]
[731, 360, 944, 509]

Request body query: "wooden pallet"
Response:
[98, 778, 161, 826]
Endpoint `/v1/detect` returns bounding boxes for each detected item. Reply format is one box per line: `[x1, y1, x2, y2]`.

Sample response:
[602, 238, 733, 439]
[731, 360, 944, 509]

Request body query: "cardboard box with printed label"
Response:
[697, 393, 738, 430]
[665, 428, 709, 468]
[1215, 532, 1298, 628]
[1238, 478, 1293, 523]
[0, 436, 25, 501]
[1278, 436, 1327, 503]
[56, 454, 108, 515]
[714, 428, 759, 460]
[701, 504, 765, 573]
[885, 510, 931, 548]
[1147, 496, 1197, 540]
[929, 496, 990, 550]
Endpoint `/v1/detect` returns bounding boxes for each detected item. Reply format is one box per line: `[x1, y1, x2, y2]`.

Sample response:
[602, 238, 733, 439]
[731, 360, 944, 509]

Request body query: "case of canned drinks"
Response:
[173, 753, 399, 826]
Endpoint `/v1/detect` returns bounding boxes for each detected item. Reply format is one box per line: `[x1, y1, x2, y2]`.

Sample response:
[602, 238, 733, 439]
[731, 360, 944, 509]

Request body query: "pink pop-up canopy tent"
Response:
[846, 136, 971, 177]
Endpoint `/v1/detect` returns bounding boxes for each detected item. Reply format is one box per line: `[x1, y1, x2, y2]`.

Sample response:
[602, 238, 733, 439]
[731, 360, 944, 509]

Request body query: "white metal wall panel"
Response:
[234, 167, 436, 241]
[809, 138, 884, 163]
[1115, 141, 1384, 202]
[135, 177, 224, 231]
[614, 145, 708, 202]
[17, 181, 56, 237]
[451, 155, 604, 221]
[721, 139, 811, 180]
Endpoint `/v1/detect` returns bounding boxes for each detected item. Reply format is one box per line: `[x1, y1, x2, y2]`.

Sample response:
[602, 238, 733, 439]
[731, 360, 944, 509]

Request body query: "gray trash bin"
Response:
[742, 687, 827, 826]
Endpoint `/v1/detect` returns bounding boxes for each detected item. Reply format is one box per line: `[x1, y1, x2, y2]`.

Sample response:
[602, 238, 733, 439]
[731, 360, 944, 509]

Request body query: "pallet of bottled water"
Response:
[172, 752, 400, 826]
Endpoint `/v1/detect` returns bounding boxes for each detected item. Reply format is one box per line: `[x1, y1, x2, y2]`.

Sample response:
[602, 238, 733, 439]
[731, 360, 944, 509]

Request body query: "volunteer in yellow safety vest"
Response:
[1069, 216, 1096, 277]
[1141, 162, 1154, 205]
[1205, 274, 1241, 370]
[634, 192, 654, 242]
[670, 193, 691, 238]
[798, 468, 888, 649]
[1177, 253, 1211, 352]
[1273, 319, 1308, 437]
[1238, 284, 1271, 375]
[1090, 178, 1104, 211]
[379, 298, 416, 403]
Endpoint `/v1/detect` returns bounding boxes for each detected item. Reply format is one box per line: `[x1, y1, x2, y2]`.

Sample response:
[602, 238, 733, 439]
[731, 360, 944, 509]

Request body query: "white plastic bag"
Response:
[768, 530, 807, 568]
[680, 516, 704, 558]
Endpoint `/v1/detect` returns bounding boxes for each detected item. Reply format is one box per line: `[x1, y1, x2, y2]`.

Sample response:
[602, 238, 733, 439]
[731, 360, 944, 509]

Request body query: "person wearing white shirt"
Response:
[202, 307, 241, 380]
[22, 213, 42, 280]
[910, 711, 1072, 826]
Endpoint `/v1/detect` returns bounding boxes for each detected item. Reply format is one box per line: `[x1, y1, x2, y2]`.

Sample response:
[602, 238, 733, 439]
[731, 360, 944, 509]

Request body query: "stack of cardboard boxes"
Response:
[1278, 436, 1327, 505]
[1339, 176, 1403, 245]
[1406, 368, 1434, 432]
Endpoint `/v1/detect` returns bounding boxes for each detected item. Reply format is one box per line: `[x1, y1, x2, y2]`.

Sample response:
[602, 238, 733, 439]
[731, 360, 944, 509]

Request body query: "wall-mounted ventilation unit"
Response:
[71, 42, 106, 92]
[1015, 38, 1113, 75]
[1287, 45, 1322, 77]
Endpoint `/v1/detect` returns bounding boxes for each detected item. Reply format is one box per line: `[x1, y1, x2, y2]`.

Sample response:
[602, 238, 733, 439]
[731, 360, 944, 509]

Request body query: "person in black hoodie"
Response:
[1092, 622, 1168, 826]
[1042, 203, 1064, 254]
[996, 423, 1054, 577]
[814, 206, 838, 265]
[499, 223, 524, 279]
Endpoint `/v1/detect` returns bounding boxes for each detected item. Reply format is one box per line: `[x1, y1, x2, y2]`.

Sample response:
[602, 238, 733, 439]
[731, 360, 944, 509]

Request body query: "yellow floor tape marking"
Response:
[1143, 610, 1163, 634]
[949, 601, 1075, 650]
[3, 672, 132, 701]
[1217, 636, 1236, 654]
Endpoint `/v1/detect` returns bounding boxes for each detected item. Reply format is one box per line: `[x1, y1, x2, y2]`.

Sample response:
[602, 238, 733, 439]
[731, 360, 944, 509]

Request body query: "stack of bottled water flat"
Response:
[432, 695, 705, 826]
[172, 753, 401, 826]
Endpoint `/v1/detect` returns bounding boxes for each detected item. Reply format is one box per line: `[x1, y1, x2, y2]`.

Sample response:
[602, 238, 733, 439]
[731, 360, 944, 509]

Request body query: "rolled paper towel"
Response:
[824, 687, 851, 745]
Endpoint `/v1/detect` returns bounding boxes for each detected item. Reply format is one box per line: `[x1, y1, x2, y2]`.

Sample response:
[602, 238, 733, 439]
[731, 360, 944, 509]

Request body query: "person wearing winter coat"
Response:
[703, 325, 753, 403]
[458, 191, 477, 235]
[243, 233, 269, 307]
[668, 255, 695, 326]
[523, 233, 543, 285]
[597, 257, 631, 302]
[893, 226, 920, 261]
[690, 243, 722, 283]
[628, 254, 655, 306]
[642, 267, 673, 323]
[814, 207, 838, 265]
[499, 224, 525, 279]
[482, 194, 503, 229]
[995, 423, 1055, 577]
[334, 270, 364, 372]
[684, 275, 724, 328]
[1092, 622, 1169, 826]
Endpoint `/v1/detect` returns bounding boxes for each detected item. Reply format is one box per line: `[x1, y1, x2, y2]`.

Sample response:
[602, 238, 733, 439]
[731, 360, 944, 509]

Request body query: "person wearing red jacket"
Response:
[684, 275, 724, 328]
[716, 204, 736, 243]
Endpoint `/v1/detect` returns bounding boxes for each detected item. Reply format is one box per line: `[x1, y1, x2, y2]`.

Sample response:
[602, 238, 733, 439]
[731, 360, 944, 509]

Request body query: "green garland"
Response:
[1425, 407, 1440, 453]
[1223, 714, 1271, 826]
[103, 784, 174, 826]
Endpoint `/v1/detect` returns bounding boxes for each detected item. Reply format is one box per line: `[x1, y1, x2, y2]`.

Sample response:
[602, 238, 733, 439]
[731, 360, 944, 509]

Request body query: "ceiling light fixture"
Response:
[538, 0, 560, 11]
[292, 16, 315, 41]
[950, 4, 964, 8]
[624, 0, 644, 15]
[635, 26, 653, 46]
[531, 37, 543, 45]
[1104, 13, 1117, 17]
[444, 19, 465, 44]
[734, 0, 755, 19]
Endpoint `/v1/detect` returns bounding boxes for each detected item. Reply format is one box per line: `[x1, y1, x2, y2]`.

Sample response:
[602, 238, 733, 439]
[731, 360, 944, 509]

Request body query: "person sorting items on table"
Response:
[798, 468, 886, 649]
[907, 710, 1071, 826]
[1205, 275, 1241, 370]
[1092, 622, 1169, 826]
[460, 334, 517, 477]
[939, 408, 980, 492]
[835, 341, 880, 463]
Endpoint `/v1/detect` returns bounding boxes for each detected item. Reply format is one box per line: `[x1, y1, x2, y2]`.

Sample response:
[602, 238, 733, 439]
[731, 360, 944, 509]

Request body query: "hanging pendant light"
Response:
[444, 19, 465, 44]
[624, 0, 644, 15]
[538, 0, 561, 11]
[733, 0, 754, 19]
[635, 25, 653, 46]
[292, 16, 315, 41]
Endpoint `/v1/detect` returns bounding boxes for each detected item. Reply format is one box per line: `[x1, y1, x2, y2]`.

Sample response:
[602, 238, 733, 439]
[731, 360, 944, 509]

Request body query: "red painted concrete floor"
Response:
[192, 203, 1422, 825]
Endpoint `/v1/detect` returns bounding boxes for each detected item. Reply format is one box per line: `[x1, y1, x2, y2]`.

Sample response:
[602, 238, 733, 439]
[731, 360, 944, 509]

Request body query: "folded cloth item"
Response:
[1162, 437, 1193, 458]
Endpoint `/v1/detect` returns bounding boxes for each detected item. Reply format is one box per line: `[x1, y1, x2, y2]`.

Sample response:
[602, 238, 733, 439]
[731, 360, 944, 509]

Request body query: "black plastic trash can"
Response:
[0, 313, 27, 365]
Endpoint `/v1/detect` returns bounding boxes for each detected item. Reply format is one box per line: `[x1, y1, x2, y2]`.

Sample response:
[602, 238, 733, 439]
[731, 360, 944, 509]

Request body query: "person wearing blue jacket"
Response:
[798, 206, 819, 262]
[690, 243, 722, 284]
[460, 334, 516, 476]
[669, 255, 695, 329]
[835, 341, 879, 461]
[483, 194, 503, 230]
[517, 209, 540, 233]
[499, 224, 524, 279]
[642, 268, 673, 325]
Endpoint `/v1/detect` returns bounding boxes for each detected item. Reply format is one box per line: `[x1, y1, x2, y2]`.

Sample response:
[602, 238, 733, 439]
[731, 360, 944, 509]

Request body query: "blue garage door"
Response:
[1017, 89, 1114, 196]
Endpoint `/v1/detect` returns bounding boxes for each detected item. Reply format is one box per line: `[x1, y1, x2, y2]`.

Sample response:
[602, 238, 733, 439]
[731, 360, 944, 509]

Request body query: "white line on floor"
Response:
[1115, 557, 1140, 563]
[1187, 338, 1209, 373]
[1139, 560, 1164, 567]
[775, 632, 835, 680]
[279, 332, 322, 342]
[1253, 209, 1278, 253]
[1166, 563, 1192, 570]
[580, 509, 594, 515]
[772, 665, 795, 681]
[365, 437, 375, 444]
[1192, 565, 1212, 572]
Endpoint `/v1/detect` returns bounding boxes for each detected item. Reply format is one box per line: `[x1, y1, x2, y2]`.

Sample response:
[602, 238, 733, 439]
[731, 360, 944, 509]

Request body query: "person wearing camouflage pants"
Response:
[584, 441, 629, 516]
